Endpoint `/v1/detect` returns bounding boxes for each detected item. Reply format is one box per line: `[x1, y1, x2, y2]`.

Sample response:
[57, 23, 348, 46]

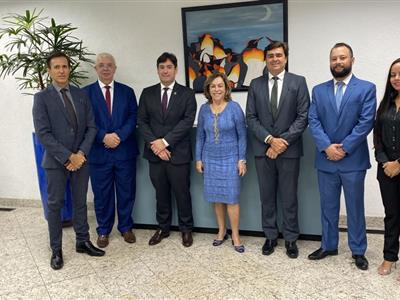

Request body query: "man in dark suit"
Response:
[138, 52, 197, 247]
[246, 41, 310, 258]
[32, 52, 105, 270]
[84, 53, 139, 248]
[308, 43, 376, 270]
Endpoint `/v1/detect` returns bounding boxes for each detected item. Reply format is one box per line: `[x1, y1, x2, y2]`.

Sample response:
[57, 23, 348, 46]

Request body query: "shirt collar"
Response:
[161, 81, 175, 91]
[52, 82, 70, 93]
[334, 73, 352, 86]
[98, 80, 114, 89]
[268, 70, 285, 81]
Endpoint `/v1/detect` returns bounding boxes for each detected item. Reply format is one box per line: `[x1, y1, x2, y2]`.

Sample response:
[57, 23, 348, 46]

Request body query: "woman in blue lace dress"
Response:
[196, 73, 247, 253]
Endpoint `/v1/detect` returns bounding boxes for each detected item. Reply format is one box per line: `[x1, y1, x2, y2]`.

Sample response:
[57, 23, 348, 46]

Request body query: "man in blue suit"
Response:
[308, 43, 376, 270]
[84, 53, 139, 248]
[33, 52, 105, 270]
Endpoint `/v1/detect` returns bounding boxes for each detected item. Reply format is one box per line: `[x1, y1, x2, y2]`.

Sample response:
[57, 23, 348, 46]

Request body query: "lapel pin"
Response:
[173, 92, 177, 95]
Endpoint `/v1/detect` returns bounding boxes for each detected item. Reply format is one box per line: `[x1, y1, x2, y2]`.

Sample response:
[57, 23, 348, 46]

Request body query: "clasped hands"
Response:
[103, 133, 120, 149]
[266, 137, 288, 159]
[383, 161, 400, 178]
[151, 138, 171, 161]
[325, 144, 346, 161]
[64, 152, 86, 172]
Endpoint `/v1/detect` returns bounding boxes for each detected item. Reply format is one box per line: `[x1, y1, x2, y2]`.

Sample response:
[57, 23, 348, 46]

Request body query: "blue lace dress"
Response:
[195, 101, 247, 204]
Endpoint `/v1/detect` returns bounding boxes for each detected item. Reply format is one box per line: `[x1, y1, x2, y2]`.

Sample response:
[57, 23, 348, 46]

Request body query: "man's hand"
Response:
[266, 147, 279, 159]
[383, 161, 400, 178]
[158, 149, 171, 161]
[325, 144, 346, 161]
[151, 139, 167, 155]
[103, 133, 120, 149]
[67, 152, 86, 171]
[269, 137, 289, 154]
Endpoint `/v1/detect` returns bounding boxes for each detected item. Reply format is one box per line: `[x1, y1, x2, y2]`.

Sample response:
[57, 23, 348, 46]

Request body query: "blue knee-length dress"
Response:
[195, 100, 247, 204]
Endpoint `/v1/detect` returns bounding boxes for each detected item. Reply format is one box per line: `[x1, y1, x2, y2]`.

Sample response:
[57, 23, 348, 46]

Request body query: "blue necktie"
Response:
[335, 81, 344, 110]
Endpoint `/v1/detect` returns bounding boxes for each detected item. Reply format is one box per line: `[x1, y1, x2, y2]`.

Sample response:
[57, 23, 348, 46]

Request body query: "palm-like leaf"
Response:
[0, 9, 93, 93]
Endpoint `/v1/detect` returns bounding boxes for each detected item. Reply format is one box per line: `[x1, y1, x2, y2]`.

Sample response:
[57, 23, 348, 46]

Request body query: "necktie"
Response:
[270, 76, 278, 119]
[162, 87, 168, 113]
[105, 85, 111, 115]
[60, 88, 78, 132]
[335, 81, 344, 110]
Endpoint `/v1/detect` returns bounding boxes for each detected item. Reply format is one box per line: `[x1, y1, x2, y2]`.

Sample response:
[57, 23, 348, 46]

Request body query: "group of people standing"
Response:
[32, 40, 400, 281]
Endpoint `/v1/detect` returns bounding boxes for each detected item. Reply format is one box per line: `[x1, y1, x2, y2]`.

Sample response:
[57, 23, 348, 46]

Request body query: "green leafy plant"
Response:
[0, 9, 93, 93]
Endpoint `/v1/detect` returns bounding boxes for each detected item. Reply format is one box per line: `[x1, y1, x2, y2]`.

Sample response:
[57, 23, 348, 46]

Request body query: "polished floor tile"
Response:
[0, 206, 399, 299]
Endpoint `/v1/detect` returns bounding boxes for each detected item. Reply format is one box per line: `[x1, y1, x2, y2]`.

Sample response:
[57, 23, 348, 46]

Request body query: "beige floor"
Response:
[0, 206, 399, 300]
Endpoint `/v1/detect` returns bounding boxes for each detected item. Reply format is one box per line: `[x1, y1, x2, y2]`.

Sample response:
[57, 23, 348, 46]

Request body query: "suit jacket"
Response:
[308, 75, 376, 172]
[137, 82, 197, 164]
[32, 84, 97, 169]
[83, 81, 139, 164]
[246, 72, 310, 158]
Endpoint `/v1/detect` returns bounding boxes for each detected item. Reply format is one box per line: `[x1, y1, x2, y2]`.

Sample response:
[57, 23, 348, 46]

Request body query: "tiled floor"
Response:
[0, 206, 399, 300]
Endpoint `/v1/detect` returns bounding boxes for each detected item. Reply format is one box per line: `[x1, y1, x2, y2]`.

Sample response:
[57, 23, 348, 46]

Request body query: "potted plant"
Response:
[0, 9, 94, 223]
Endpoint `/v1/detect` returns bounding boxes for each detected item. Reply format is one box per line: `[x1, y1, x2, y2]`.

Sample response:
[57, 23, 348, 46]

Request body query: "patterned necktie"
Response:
[162, 87, 168, 113]
[270, 76, 278, 119]
[60, 88, 77, 132]
[105, 85, 111, 115]
[335, 81, 344, 110]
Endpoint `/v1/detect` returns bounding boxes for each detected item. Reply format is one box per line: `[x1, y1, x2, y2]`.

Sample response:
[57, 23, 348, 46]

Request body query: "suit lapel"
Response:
[276, 74, 288, 118]
[94, 83, 112, 120]
[259, 75, 271, 116]
[164, 83, 180, 119]
[69, 86, 81, 126]
[112, 82, 121, 120]
[338, 76, 356, 114]
[326, 80, 338, 115]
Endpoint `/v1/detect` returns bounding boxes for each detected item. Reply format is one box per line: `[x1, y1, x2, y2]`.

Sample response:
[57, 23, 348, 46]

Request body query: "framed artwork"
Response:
[182, 0, 288, 93]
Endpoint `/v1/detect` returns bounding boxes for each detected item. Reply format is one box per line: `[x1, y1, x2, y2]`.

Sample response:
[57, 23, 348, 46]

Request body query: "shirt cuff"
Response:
[162, 138, 169, 147]
[265, 135, 272, 144]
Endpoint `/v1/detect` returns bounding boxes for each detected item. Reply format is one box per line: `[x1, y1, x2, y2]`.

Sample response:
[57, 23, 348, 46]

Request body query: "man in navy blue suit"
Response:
[84, 53, 139, 248]
[308, 43, 376, 270]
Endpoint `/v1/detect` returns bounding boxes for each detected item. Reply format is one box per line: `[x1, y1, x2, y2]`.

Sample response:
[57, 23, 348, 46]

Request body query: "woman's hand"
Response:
[196, 161, 204, 173]
[238, 160, 247, 176]
[383, 161, 400, 178]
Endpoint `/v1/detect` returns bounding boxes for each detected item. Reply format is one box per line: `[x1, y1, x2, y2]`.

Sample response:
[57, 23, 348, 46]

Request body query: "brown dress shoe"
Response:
[182, 232, 193, 247]
[148, 229, 170, 246]
[97, 235, 109, 248]
[121, 230, 136, 243]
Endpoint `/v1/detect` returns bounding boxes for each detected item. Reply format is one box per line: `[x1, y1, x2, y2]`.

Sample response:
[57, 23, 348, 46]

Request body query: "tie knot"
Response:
[272, 76, 278, 82]
[337, 81, 344, 87]
[163, 87, 169, 92]
[61, 88, 68, 94]
[105, 85, 111, 90]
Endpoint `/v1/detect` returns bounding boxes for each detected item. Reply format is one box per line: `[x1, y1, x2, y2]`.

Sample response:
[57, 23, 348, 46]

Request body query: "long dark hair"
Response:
[377, 58, 400, 120]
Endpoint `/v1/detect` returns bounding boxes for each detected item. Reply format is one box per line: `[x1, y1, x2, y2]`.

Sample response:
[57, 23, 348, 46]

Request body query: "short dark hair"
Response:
[157, 52, 177, 68]
[46, 52, 71, 68]
[331, 42, 353, 57]
[265, 41, 288, 57]
[203, 72, 231, 103]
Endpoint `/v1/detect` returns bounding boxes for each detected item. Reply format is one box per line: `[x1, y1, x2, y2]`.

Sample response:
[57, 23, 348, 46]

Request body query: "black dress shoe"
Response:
[50, 250, 63, 270]
[76, 241, 105, 256]
[285, 241, 299, 259]
[182, 231, 193, 247]
[262, 239, 277, 256]
[148, 229, 170, 246]
[308, 248, 338, 260]
[352, 255, 369, 270]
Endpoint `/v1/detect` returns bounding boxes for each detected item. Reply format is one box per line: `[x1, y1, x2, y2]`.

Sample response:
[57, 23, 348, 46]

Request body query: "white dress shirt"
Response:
[98, 80, 115, 113]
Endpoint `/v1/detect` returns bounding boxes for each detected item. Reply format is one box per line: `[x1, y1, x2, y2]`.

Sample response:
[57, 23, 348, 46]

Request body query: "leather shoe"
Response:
[76, 241, 105, 256]
[308, 248, 338, 260]
[148, 229, 170, 246]
[352, 255, 369, 270]
[182, 231, 193, 247]
[121, 230, 136, 243]
[97, 235, 109, 248]
[285, 241, 299, 259]
[262, 238, 277, 255]
[50, 250, 63, 270]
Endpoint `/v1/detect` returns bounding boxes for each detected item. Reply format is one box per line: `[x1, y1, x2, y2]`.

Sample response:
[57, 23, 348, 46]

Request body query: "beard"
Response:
[330, 64, 352, 78]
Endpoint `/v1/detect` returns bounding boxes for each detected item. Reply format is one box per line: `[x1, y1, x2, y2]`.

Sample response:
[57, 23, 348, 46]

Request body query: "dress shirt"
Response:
[333, 73, 352, 95]
[265, 71, 285, 144]
[53, 83, 76, 112]
[98, 80, 114, 113]
[160, 81, 176, 147]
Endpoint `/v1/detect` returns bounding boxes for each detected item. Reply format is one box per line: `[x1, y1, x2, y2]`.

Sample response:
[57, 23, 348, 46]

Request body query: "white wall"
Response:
[1, 0, 399, 216]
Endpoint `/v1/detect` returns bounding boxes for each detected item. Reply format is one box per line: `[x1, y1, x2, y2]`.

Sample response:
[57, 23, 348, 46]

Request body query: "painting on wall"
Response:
[181, 0, 288, 93]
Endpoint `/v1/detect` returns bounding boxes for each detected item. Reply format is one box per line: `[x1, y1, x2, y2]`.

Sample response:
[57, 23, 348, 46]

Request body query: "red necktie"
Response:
[105, 85, 111, 114]
[162, 87, 168, 113]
